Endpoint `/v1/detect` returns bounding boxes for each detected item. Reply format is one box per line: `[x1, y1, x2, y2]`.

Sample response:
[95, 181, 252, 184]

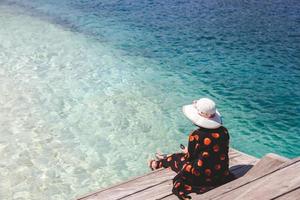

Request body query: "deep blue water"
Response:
[3, 0, 300, 159]
[8, 0, 299, 157]
[0, 0, 299, 199]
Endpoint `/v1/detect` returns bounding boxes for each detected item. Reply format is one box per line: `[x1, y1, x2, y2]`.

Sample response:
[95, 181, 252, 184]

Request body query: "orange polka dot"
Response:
[197, 160, 203, 167]
[215, 164, 221, 170]
[167, 157, 172, 162]
[189, 135, 194, 142]
[220, 154, 226, 161]
[212, 133, 220, 139]
[185, 164, 192, 172]
[213, 145, 220, 152]
[174, 182, 181, 188]
[194, 135, 199, 141]
[202, 151, 209, 158]
[184, 185, 192, 191]
[205, 169, 212, 176]
[203, 138, 211, 145]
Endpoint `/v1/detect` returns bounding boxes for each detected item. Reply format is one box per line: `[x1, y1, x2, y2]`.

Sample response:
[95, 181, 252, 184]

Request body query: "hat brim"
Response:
[182, 104, 222, 129]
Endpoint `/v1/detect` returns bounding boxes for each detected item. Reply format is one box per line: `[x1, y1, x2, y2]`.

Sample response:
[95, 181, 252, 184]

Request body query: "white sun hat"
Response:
[182, 98, 222, 129]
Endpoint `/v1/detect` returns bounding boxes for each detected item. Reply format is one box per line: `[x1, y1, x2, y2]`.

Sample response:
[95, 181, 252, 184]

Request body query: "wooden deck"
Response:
[77, 149, 299, 200]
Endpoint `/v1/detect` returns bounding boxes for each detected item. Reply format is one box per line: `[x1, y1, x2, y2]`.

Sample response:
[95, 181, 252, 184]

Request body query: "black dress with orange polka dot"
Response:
[156, 126, 234, 200]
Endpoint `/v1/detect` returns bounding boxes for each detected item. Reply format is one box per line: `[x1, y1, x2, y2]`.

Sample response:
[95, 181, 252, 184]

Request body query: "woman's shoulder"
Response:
[190, 128, 210, 137]
[189, 129, 199, 136]
[188, 127, 229, 142]
[191, 126, 229, 135]
[219, 126, 229, 134]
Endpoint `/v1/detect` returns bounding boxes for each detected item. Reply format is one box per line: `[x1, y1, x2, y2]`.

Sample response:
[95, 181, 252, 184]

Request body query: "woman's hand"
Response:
[181, 146, 188, 154]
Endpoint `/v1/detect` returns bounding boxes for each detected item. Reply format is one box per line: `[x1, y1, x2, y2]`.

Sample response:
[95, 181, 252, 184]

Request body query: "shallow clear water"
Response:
[0, 0, 299, 199]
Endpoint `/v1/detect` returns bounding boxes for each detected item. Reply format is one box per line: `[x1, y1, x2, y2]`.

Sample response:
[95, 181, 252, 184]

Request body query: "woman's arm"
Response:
[186, 130, 197, 159]
[187, 129, 207, 160]
[177, 129, 209, 176]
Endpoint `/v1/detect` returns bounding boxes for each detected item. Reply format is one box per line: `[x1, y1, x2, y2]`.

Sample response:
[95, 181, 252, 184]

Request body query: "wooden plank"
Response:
[160, 150, 258, 200]
[195, 154, 292, 200]
[77, 148, 258, 200]
[120, 179, 173, 200]
[77, 169, 175, 200]
[246, 153, 289, 177]
[121, 150, 257, 200]
[123, 153, 293, 200]
[213, 161, 300, 200]
[228, 149, 258, 165]
[135, 164, 254, 200]
[273, 187, 300, 200]
[159, 164, 258, 200]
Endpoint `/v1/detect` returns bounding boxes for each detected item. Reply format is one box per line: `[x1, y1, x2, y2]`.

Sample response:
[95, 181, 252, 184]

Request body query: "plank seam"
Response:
[117, 179, 172, 200]
[76, 169, 168, 199]
[156, 193, 174, 200]
[212, 159, 300, 199]
[122, 164, 250, 200]
[271, 186, 300, 200]
[76, 149, 258, 200]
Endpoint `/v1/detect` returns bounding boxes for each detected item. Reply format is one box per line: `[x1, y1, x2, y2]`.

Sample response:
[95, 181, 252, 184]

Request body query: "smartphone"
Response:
[180, 144, 185, 149]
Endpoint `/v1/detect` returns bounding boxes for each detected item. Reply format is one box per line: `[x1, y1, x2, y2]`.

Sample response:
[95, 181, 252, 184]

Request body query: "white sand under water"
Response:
[0, 5, 193, 199]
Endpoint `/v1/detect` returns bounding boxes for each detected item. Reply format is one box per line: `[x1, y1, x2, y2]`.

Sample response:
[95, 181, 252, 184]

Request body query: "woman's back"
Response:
[187, 126, 230, 185]
[148, 98, 231, 199]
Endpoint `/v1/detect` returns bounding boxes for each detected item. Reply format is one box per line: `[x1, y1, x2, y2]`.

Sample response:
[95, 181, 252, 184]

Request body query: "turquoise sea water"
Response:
[0, 0, 299, 199]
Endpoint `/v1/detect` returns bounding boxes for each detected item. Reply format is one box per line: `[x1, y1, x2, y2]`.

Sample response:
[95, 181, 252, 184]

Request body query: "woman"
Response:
[148, 98, 233, 200]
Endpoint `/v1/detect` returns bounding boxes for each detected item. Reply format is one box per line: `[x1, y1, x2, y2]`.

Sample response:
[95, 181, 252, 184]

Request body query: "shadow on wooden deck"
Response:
[229, 164, 254, 177]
